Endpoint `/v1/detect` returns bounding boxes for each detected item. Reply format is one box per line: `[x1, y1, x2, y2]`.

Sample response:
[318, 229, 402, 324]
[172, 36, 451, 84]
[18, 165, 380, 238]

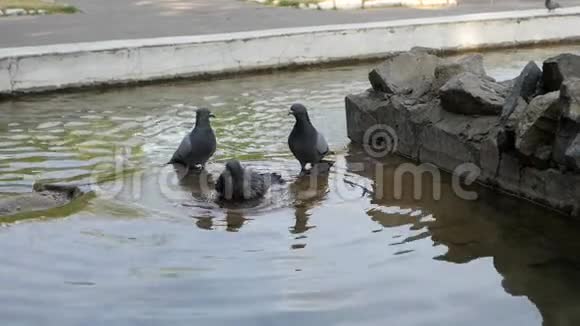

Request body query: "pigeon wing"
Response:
[316, 132, 329, 156]
[170, 134, 192, 165]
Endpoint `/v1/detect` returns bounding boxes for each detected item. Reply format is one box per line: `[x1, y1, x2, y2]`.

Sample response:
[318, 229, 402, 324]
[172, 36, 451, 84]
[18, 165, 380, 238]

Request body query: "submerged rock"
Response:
[368, 51, 440, 98]
[542, 54, 580, 92]
[0, 184, 86, 217]
[439, 72, 508, 115]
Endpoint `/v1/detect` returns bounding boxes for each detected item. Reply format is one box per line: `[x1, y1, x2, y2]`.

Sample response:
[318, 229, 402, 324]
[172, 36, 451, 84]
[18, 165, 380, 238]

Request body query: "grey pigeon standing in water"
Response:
[545, 0, 561, 11]
[169, 108, 216, 172]
[288, 103, 331, 173]
[215, 160, 283, 201]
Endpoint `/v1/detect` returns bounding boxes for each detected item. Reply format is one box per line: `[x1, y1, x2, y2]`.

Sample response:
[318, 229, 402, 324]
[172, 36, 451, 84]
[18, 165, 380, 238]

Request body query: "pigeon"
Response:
[545, 0, 561, 11]
[288, 103, 331, 173]
[215, 160, 284, 201]
[169, 108, 216, 172]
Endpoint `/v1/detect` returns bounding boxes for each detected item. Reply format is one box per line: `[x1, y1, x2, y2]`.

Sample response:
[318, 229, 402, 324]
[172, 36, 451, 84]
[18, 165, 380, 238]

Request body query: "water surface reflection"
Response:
[1, 46, 580, 326]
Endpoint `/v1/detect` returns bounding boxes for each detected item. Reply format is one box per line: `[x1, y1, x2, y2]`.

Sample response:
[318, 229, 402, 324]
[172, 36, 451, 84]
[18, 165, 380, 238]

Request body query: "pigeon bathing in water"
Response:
[288, 104, 331, 174]
[215, 160, 284, 201]
[545, 0, 561, 11]
[169, 108, 216, 172]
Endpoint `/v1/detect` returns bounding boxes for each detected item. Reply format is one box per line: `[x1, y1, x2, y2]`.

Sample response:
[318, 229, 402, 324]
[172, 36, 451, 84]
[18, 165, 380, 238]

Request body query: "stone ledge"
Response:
[2, 7, 580, 95]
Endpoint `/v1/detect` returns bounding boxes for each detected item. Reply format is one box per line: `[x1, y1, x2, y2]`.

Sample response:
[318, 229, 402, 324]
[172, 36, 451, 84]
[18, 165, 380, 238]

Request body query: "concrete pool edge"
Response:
[2, 7, 580, 95]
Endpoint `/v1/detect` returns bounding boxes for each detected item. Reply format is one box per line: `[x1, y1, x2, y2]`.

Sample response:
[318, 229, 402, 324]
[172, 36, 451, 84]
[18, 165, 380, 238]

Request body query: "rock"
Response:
[439, 72, 508, 115]
[563, 134, 580, 170]
[433, 54, 488, 91]
[5, 8, 27, 16]
[345, 90, 390, 145]
[479, 128, 503, 183]
[502, 97, 528, 147]
[553, 79, 580, 170]
[496, 152, 521, 195]
[0, 183, 87, 217]
[369, 51, 440, 98]
[515, 91, 560, 161]
[542, 54, 580, 92]
[501, 61, 542, 120]
[346, 50, 580, 216]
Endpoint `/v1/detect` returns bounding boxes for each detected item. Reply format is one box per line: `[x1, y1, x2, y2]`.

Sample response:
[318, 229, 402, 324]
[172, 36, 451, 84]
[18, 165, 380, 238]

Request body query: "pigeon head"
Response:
[289, 103, 310, 121]
[196, 108, 215, 126]
[225, 160, 245, 179]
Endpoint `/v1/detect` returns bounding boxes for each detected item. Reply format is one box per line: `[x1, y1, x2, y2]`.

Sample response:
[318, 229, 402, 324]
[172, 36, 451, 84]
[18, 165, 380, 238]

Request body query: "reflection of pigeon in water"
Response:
[169, 108, 216, 172]
[288, 104, 332, 174]
[215, 160, 284, 201]
[545, 0, 561, 11]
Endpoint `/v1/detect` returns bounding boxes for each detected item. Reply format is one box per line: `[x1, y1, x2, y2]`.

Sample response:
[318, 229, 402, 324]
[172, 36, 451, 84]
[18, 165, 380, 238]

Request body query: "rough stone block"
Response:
[439, 72, 508, 116]
[515, 91, 560, 160]
[345, 91, 389, 144]
[418, 115, 477, 172]
[369, 51, 440, 98]
[501, 61, 542, 119]
[497, 153, 521, 195]
[433, 54, 487, 91]
[553, 79, 580, 170]
[542, 53, 580, 92]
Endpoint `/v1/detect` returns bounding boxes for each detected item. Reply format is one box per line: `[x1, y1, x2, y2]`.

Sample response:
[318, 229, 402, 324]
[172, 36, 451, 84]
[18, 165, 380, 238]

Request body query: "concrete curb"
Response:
[250, 0, 457, 10]
[2, 7, 580, 94]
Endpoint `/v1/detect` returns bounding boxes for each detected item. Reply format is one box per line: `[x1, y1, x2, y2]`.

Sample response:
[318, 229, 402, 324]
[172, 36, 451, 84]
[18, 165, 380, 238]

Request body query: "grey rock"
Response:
[501, 61, 542, 120]
[0, 183, 86, 217]
[439, 72, 509, 115]
[345, 90, 389, 145]
[215, 160, 283, 201]
[169, 108, 216, 170]
[542, 54, 580, 92]
[553, 79, 580, 170]
[479, 128, 503, 183]
[369, 51, 440, 98]
[346, 50, 580, 216]
[563, 134, 580, 171]
[288, 103, 330, 172]
[515, 91, 560, 160]
[496, 153, 522, 195]
[433, 54, 487, 90]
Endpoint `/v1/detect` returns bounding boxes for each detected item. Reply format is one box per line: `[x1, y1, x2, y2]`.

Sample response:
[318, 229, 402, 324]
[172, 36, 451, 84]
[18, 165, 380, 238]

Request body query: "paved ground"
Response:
[0, 0, 577, 48]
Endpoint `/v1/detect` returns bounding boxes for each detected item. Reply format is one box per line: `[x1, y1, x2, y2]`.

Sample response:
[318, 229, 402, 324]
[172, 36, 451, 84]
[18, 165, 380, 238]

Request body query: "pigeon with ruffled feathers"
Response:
[215, 160, 283, 201]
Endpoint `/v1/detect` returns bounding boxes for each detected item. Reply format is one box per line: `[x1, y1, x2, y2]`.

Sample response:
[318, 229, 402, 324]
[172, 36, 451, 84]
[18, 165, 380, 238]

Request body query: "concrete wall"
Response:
[2, 7, 580, 94]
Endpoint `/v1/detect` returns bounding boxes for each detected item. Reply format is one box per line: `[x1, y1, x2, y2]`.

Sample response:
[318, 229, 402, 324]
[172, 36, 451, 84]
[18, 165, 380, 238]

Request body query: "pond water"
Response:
[2, 45, 580, 326]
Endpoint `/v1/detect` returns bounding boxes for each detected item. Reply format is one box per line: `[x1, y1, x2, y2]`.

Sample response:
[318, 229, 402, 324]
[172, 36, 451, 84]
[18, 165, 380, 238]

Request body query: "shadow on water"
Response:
[345, 145, 580, 326]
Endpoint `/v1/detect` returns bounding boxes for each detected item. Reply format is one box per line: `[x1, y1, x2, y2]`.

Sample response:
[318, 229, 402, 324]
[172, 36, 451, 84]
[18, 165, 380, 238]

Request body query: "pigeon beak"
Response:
[288, 111, 293, 116]
[210, 114, 216, 118]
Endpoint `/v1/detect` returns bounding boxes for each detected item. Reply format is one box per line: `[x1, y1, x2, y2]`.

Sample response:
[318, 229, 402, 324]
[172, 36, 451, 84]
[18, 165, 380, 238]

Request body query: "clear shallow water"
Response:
[2, 45, 580, 326]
